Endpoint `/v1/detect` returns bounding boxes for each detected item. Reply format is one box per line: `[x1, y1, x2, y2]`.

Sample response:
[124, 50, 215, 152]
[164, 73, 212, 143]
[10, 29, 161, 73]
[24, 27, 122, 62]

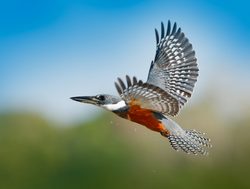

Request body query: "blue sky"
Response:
[0, 0, 250, 123]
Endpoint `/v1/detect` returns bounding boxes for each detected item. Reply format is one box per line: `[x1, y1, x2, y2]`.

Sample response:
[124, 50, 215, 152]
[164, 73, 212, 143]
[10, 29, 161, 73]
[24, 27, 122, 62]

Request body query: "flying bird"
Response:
[71, 21, 211, 155]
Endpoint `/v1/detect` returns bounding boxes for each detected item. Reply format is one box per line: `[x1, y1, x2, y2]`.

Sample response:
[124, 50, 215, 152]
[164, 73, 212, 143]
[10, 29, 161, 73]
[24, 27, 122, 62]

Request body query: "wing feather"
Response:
[155, 29, 159, 44]
[147, 21, 198, 108]
[115, 76, 179, 116]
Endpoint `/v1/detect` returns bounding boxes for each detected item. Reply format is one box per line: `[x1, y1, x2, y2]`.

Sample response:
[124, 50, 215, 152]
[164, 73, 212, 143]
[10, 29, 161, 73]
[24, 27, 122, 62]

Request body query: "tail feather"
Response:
[167, 130, 211, 155]
[153, 113, 212, 155]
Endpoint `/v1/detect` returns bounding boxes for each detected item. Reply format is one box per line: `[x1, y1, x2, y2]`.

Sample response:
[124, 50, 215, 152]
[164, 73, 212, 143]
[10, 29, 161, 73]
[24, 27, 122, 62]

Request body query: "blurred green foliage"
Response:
[0, 103, 250, 189]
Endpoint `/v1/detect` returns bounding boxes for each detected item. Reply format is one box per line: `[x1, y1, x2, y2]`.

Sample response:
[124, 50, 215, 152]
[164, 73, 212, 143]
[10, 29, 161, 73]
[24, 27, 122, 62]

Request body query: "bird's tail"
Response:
[160, 116, 212, 155]
[166, 129, 211, 155]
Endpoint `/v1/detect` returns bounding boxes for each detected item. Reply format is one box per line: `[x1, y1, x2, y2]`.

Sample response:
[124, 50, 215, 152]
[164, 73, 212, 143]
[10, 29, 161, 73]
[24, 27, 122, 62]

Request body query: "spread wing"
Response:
[147, 21, 198, 108]
[115, 75, 179, 116]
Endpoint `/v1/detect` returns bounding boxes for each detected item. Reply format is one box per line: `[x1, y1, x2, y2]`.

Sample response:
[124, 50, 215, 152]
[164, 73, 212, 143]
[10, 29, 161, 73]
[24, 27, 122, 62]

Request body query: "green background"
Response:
[1, 100, 249, 189]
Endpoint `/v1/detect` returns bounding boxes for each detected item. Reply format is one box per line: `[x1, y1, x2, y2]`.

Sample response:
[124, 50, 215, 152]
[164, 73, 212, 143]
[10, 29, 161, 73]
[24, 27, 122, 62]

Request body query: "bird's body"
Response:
[71, 21, 211, 155]
[117, 102, 167, 133]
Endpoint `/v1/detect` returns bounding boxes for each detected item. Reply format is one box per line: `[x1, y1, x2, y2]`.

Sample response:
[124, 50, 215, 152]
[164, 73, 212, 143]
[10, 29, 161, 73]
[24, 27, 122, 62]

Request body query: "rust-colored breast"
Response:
[126, 104, 167, 133]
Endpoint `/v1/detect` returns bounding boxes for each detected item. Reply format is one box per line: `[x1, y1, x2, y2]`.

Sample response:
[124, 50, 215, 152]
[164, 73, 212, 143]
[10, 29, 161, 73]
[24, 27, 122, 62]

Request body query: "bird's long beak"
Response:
[70, 96, 99, 105]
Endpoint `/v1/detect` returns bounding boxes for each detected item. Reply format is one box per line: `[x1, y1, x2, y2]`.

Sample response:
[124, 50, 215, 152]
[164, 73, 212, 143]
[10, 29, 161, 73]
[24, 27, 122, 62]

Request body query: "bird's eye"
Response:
[96, 95, 105, 101]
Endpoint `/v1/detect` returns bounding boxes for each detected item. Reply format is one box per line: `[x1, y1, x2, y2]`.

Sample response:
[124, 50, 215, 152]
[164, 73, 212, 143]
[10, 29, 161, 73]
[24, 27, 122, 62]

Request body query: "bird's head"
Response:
[70, 94, 127, 111]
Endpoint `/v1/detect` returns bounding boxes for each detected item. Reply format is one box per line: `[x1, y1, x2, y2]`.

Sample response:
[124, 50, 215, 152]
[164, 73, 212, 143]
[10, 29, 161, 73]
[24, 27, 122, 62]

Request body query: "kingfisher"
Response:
[71, 21, 211, 155]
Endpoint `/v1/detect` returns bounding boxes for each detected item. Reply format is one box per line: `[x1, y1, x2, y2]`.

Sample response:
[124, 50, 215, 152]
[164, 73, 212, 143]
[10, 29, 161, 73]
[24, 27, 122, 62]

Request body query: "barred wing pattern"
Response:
[147, 21, 198, 108]
[115, 75, 179, 116]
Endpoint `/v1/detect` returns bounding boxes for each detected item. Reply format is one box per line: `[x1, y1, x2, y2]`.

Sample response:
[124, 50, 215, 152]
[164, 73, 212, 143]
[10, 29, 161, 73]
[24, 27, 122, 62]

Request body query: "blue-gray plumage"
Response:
[148, 20, 198, 108]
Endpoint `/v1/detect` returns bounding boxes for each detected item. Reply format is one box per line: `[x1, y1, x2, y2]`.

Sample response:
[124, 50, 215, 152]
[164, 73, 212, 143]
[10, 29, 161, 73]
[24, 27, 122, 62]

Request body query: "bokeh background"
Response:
[0, 0, 250, 189]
